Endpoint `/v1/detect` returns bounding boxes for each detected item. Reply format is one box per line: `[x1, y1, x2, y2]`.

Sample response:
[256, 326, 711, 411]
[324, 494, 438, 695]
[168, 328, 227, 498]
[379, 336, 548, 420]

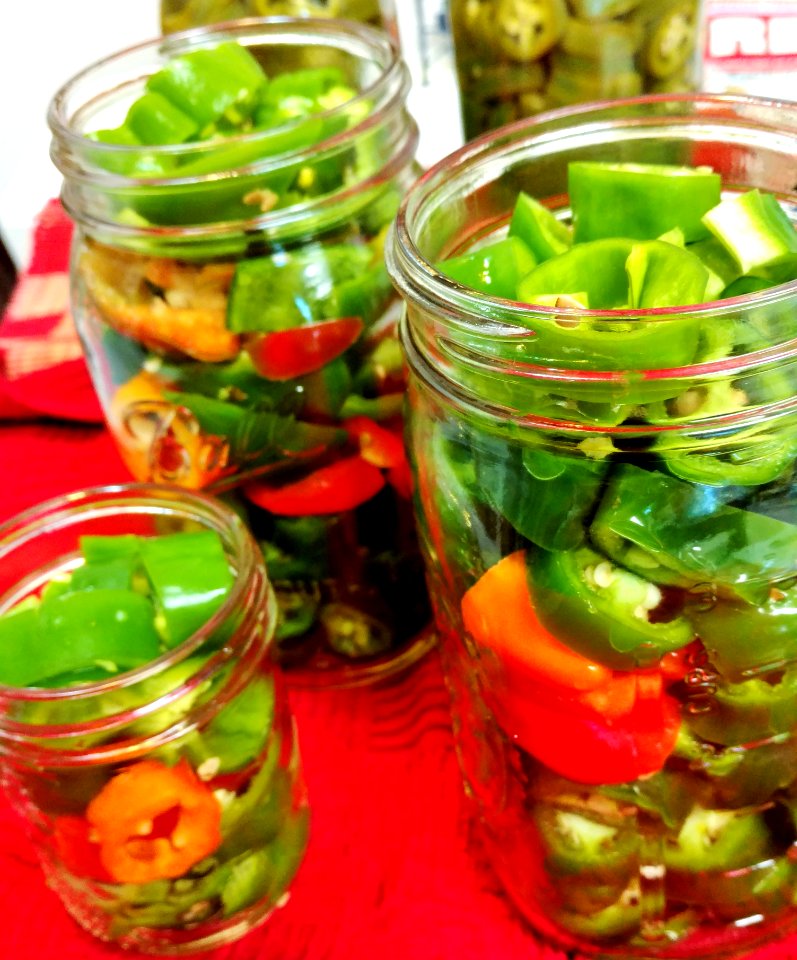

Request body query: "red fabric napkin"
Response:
[0, 199, 103, 423]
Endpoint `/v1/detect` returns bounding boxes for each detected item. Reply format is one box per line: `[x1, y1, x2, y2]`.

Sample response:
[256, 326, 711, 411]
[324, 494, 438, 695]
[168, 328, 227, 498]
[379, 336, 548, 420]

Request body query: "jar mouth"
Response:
[0, 483, 272, 754]
[48, 17, 415, 245]
[388, 92, 797, 379]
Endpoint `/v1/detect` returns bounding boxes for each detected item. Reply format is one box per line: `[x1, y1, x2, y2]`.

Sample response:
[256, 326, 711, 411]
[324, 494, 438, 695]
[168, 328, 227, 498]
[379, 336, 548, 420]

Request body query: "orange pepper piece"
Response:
[461, 550, 612, 692]
[108, 371, 230, 489]
[87, 759, 222, 885]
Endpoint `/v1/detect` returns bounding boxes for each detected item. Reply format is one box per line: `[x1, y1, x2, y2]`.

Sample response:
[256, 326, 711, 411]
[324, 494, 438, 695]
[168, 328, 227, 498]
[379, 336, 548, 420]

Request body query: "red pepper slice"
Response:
[344, 415, 407, 469]
[86, 758, 222, 884]
[495, 676, 681, 785]
[245, 317, 363, 381]
[461, 551, 681, 784]
[242, 455, 385, 516]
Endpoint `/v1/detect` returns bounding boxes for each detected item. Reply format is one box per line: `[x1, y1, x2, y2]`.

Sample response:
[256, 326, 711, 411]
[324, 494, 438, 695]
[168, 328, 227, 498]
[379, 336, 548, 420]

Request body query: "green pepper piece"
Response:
[514, 240, 701, 369]
[124, 91, 199, 145]
[703, 189, 797, 283]
[190, 675, 274, 773]
[684, 667, 797, 744]
[226, 244, 373, 333]
[659, 429, 797, 487]
[438, 236, 537, 299]
[625, 239, 708, 308]
[637, 0, 700, 79]
[591, 464, 797, 603]
[554, 881, 642, 939]
[666, 856, 793, 921]
[140, 530, 234, 647]
[166, 391, 347, 463]
[529, 545, 694, 669]
[507, 191, 572, 263]
[663, 806, 776, 872]
[546, 54, 642, 107]
[474, 438, 608, 551]
[0, 589, 161, 688]
[518, 237, 633, 308]
[297, 356, 352, 419]
[569, 162, 721, 243]
[569, 0, 640, 18]
[721, 275, 778, 299]
[486, 0, 568, 62]
[146, 41, 266, 133]
[328, 260, 393, 327]
[338, 392, 405, 420]
[261, 67, 348, 103]
[687, 237, 741, 301]
[534, 805, 639, 878]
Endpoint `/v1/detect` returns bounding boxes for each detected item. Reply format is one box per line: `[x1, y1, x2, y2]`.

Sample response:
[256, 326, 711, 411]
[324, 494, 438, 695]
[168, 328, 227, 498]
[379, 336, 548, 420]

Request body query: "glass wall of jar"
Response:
[450, 0, 706, 139]
[161, 0, 389, 34]
[0, 484, 308, 954]
[48, 19, 432, 684]
[387, 95, 797, 956]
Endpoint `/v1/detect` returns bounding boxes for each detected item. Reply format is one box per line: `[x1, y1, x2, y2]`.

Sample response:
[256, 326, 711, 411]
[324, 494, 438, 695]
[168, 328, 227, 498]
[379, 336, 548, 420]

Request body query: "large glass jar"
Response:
[387, 95, 797, 956]
[0, 483, 308, 954]
[161, 0, 388, 34]
[450, 0, 706, 139]
[48, 18, 432, 684]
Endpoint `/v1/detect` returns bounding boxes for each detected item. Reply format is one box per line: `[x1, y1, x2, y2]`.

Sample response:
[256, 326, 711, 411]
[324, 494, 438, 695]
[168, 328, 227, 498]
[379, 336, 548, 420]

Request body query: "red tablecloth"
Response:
[2, 205, 797, 960]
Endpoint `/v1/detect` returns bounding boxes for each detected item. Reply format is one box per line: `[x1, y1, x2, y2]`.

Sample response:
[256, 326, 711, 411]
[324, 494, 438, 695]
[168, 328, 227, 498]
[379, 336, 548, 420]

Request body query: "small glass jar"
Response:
[48, 18, 432, 684]
[161, 0, 389, 34]
[450, 0, 706, 139]
[0, 483, 309, 954]
[387, 95, 797, 956]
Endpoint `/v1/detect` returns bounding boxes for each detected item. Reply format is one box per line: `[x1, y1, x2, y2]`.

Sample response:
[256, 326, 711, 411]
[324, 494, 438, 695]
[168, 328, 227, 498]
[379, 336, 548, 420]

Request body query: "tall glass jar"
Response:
[387, 95, 797, 956]
[48, 18, 432, 684]
[0, 483, 308, 954]
[161, 0, 390, 34]
[450, 0, 706, 139]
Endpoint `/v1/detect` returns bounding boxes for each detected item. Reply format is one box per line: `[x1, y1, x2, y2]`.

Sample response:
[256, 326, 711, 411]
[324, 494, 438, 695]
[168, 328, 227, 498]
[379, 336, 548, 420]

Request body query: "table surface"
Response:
[2, 206, 797, 960]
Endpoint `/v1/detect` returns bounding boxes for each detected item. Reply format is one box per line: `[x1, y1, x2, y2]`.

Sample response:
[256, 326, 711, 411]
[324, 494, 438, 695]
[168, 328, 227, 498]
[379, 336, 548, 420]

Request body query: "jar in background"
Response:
[450, 0, 706, 138]
[0, 484, 308, 954]
[48, 19, 432, 684]
[161, 0, 389, 34]
[387, 95, 797, 955]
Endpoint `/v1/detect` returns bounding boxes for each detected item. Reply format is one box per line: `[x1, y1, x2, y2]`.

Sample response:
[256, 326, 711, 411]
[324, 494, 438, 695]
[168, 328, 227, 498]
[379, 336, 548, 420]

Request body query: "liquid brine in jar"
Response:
[48, 18, 432, 685]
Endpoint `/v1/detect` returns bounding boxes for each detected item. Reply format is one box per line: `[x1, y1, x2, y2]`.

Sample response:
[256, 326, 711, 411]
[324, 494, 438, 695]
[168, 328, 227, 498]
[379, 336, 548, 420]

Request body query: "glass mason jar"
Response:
[0, 483, 308, 954]
[48, 18, 432, 684]
[161, 0, 389, 34]
[387, 95, 797, 956]
[450, 0, 706, 139]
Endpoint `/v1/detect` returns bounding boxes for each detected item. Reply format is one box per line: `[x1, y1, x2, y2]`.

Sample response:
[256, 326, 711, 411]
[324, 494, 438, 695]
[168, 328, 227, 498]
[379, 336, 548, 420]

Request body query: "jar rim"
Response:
[48, 16, 415, 244]
[389, 92, 797, 337]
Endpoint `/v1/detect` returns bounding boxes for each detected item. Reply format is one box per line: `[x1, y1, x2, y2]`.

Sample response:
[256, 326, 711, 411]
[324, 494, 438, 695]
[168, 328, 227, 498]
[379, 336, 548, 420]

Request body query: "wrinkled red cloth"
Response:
[2, 204, 797, 960]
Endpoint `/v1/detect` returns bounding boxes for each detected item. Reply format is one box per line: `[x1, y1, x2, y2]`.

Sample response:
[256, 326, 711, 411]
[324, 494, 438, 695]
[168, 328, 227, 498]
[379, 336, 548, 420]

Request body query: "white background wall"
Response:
[0, 1, 161, 267]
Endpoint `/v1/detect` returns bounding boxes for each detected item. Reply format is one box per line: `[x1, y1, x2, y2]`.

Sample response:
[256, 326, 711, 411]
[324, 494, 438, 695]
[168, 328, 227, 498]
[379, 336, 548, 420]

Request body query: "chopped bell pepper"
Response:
[139, 530, 234, 647]
[437, 236, 537, 299]
[703, 188, 797, 283]
[590, 464, 797, 603]
[568, 162, 721, 243]
[508, 191, 572, 263]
